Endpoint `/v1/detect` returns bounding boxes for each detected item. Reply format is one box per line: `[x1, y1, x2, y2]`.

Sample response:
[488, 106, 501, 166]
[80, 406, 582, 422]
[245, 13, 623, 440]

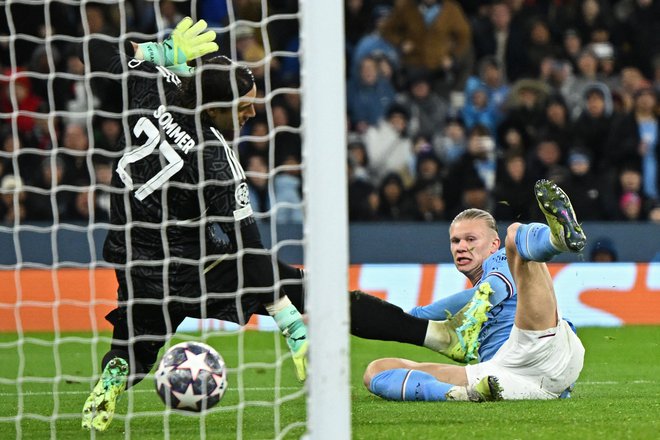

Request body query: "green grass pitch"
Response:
[1, 326, 659, 439]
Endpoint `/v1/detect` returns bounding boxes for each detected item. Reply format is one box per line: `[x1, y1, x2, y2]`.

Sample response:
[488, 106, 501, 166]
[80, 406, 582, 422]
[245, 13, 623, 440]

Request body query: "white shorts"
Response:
[465, 320, 585, 400]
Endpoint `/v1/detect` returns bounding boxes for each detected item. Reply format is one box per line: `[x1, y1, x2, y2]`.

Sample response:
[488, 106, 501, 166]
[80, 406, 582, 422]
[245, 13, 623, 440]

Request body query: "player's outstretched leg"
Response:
[534, 179, 586, 253]
[430, 282, 493, 362]
[81, 357, 128, 431]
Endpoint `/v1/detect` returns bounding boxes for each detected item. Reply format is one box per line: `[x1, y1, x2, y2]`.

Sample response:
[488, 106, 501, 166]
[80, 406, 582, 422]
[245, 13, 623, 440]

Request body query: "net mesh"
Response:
[0, 0, 307, 438]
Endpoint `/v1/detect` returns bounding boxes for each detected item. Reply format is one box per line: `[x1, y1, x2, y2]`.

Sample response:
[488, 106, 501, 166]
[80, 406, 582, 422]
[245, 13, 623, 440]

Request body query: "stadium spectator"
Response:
[461, 84, 500, 135]
[560, 29, 583, 72]
[348, 157, 379, 222]
[564, 49, 602, 117]
[595, 43, 621, 92]
[444, 124, 497, 216]
[406, 178, 446, 221]
[497, 79, 550, 153]
[396, 70, 450, 145]
[363, 180, 586, 403]
[0, 132, 43, 186]
[589, 237, 618, 262]
[606, 87, 659, 201]
[239, 117, 270, 166]
[618, 191, 646, 221]
[0, 174, 26, 223]
[245, 155, 270, 219]
[649, 203, 660, 223]
[653, 56, 660, 93]
[158, 0, 185, 31]
[381, 0, 472, 97]
[25, 108, 57, 151]
[493, 151, 534, 222]
[572, 0, 616, 47]
[273, 154, 304, 224]
[573, 83, 616, 172]
[93, 116, 122, 152]
[0, 69, 44, 133]
[377, 172, 409, 221]
[345, 0, 374, 63]
[537, 95, 574, 153]
[617, 0, 660, 79]
[602, 164, 653, 220]
[58, 122, 91, 184]
[464, 56, 510, 120]
[563, 148, 608, 220]
[435, 114, 467, 166]
[414, 147, 444, 183]
[521, 19, 560, 79]
[350, 5, 399, 82]
[347, 133, 370, 171]
[363, 103, 414, 187]
[347, 55, 396, 133]
[451, 176, 491, 218]
[498, 125, 528, 156]
[92, 157, 112, 220]
[471, 0, 526, 82]
[23, 156, 68, 222]
[65, 186, 108, 223]
[618, 66, 650, 112]
[62, 50, 100, 124]
[527, 138, 565, 183]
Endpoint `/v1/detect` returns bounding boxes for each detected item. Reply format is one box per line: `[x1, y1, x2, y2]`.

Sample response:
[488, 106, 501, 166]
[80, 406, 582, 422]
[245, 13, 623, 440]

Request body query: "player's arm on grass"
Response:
[408, 287, 478, 320]
[408, 273, 513, 321]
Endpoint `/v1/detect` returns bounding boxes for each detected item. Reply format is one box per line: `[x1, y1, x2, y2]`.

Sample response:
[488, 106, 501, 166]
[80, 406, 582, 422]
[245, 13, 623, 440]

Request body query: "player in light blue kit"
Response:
[364, 179, 587, 402]
[408, 209, 516, 363]
[349, 207, 516, 365]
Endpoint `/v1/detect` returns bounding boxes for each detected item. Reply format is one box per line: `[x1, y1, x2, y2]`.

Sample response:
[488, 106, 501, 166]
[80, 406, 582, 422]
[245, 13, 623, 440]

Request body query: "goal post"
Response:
[300, 1, 351, 439]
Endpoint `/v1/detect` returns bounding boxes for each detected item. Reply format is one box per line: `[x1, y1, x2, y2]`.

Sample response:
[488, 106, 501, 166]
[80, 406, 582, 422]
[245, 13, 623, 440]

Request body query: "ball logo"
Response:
[235, 182, 250, 207]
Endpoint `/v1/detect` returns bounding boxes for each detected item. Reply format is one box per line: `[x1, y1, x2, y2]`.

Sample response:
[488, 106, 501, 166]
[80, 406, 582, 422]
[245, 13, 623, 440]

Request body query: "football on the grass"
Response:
[154, 341, 227, 411]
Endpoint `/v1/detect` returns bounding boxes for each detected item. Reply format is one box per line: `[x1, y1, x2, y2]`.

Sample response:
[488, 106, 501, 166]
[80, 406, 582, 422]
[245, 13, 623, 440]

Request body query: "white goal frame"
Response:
[300, 1, 351, 439]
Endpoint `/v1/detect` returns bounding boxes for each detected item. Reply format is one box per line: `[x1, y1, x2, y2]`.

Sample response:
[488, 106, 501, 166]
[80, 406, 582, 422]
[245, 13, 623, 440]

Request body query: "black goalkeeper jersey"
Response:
[84, 40, 254, 266]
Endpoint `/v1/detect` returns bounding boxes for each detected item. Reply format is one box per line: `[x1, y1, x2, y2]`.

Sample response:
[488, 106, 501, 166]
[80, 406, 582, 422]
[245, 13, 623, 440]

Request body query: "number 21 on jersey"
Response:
[116, 117, 184, 201]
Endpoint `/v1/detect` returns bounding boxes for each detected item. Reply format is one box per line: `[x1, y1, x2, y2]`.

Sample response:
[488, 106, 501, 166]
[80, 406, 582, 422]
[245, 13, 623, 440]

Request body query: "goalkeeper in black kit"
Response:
[81, 18, 308, 431]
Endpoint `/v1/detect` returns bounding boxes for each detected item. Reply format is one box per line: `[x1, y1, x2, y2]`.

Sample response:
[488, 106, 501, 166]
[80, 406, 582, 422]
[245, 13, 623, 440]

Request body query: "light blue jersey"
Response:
[408, 248, 516, 362]
[477, 248, 517, 361]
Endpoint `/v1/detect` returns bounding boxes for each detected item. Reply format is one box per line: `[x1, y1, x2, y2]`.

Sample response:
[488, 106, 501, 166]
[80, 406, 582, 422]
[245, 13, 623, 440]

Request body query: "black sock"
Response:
[350, 290, 427, 346]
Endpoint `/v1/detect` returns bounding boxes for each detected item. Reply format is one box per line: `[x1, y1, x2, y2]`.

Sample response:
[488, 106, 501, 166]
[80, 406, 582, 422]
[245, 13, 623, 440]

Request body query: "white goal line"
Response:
[0, 380, 655, 398]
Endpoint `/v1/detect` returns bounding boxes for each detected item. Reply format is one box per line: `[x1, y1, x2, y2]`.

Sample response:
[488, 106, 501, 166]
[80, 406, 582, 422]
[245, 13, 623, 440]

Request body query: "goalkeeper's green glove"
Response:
[167, 63, 195, 77]
[273, 305, 309, 382]
[286, 326, 308, 382]
[137, 17, 218, 68]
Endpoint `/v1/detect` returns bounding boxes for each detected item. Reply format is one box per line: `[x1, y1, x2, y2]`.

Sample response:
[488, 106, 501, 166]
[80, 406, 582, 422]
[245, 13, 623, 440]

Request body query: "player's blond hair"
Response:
[450, 208, 498, 234]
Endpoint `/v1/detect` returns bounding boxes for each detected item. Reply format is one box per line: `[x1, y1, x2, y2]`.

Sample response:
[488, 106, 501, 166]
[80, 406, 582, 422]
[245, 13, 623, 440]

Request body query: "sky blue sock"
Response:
[515, 222, 559, 262]
[369, 369, 453, 401]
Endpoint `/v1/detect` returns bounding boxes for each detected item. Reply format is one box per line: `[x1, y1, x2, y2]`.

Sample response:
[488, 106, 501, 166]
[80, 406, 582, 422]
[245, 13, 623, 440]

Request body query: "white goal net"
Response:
[0, 0, 348, 438]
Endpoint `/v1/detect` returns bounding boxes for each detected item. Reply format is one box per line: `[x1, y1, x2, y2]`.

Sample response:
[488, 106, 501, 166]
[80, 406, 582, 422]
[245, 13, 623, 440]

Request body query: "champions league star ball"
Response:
[155, 341, 227, 411]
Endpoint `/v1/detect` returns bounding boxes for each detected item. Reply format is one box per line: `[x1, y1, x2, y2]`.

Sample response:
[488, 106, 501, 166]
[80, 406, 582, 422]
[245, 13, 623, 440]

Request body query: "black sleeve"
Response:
[232, 220, 285, 300]
[78, 39, 135, 74]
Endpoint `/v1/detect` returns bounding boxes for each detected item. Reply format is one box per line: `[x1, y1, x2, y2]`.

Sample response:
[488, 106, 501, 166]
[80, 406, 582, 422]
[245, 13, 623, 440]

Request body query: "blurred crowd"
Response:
[1, 0, 660, 226]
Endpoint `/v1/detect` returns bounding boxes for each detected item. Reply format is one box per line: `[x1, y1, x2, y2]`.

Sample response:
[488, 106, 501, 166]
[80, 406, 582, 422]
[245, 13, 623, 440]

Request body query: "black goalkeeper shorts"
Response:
[105, 258, 305, 346]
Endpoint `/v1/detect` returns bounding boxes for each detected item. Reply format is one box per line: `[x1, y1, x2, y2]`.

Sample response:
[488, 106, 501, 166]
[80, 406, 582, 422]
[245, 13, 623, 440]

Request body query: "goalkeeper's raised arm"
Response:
[80, 17, 308, 432]
[133, 17, 219, 76]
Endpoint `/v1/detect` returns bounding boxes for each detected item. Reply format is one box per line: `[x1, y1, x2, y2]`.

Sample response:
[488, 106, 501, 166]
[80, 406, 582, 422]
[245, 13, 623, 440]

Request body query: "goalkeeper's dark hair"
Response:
[180, 55, 255, 107]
